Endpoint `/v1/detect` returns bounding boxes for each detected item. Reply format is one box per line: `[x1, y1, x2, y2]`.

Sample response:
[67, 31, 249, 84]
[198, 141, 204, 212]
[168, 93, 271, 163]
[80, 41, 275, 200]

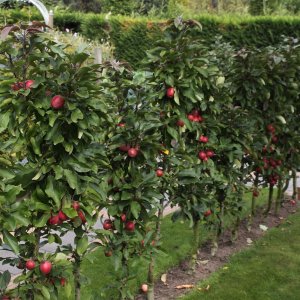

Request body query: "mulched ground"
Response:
[136, 196, 298, 300]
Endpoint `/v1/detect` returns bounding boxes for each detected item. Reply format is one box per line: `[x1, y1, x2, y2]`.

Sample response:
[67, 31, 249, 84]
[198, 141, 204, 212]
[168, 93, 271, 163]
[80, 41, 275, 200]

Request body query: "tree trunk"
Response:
[190, 219, 200, 272]
[74, 260, 81, 300]
[264, 184, 274, 216]
[292, 169, 297, 200]
[211, 0, 218, 9]
[275, 178, 283, 216]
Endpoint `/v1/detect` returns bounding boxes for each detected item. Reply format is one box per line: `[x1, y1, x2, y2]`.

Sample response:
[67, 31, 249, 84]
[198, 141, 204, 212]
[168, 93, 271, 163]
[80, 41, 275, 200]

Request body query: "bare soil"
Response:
[136, 197, 298, 300]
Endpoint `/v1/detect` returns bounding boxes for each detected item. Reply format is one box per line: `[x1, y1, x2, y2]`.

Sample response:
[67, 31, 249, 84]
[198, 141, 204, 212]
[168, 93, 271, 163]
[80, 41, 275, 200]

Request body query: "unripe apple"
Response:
[51, 95, 65, 109]
[176, 120, 185, 127]
[141, 283, 148, 293]
[72, 201, 80, 211]
[58, 210, 68, 221]
[128, 148, 138, 158]
[125, 221, 135, 232]
[103, 219, 113, 230]
[198, 151, 207, 160]
[60, 277, 66, 287]
[48, 214, 60, 225]
[120, 213, 126, 222]
[40, 261, 52, 275]
[204, 210, 212, 217]
[25, 80, 34, 89]
[78, 210, 86, 224]
[156, 169, 164, 177]
[25, 259, 36, 270]
[166, 87, 175, 98]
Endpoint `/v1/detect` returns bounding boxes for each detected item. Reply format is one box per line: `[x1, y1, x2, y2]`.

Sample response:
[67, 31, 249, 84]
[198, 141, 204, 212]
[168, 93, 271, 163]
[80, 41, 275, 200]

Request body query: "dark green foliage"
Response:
[1, 10, 300, 68]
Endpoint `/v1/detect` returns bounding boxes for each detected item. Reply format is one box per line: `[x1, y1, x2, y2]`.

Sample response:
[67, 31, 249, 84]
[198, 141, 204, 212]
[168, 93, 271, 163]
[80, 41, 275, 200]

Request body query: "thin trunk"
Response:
[251, 173, 259, 216]
[231, 215, 240, 242]
[264, 185, 274, 216]
[74, 259, 81, 300]
[211, 200, 224, 256]
[190, 219, 200, 272]
[275, 179, 283, 215]
[292, 169, 297, 200]
[147, 200, 164, 300]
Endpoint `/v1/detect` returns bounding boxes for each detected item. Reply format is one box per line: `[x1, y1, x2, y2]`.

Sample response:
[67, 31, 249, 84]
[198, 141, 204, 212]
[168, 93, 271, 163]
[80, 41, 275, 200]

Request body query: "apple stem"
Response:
[275, 178, 283, 216]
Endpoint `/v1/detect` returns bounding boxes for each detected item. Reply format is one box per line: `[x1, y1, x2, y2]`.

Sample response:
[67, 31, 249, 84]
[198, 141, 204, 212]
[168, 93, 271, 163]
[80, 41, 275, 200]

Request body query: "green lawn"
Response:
[75, 189, 270, 299]
[181, 208, 300, 300]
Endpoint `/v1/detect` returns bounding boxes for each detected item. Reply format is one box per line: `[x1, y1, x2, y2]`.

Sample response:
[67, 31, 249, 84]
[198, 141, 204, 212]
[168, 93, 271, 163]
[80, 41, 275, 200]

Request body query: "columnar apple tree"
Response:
[0, 24, 113, 299]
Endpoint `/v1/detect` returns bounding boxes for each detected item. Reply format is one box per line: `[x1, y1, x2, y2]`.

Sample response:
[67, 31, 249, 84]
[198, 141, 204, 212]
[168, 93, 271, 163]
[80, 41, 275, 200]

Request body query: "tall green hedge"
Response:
[1, 9, 300, 67]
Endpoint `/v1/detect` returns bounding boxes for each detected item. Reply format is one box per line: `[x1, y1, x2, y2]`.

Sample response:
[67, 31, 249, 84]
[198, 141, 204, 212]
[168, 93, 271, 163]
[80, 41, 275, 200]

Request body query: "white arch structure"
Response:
[0, 0, 50, 25]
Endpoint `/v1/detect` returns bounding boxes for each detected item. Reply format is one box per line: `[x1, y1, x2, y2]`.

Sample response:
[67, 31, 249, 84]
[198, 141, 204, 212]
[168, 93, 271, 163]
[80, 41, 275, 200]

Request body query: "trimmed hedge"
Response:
[1, 9, 300, 67]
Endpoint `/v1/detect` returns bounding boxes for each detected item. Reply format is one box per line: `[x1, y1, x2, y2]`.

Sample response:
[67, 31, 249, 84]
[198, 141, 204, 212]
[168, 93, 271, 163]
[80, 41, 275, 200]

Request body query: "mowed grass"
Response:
[58, 189, 270, 298]
[181, 208, 300, 300]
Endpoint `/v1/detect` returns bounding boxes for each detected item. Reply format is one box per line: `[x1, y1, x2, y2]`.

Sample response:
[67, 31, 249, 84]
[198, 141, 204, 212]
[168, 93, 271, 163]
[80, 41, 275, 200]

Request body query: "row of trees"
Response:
[0, 18, 299, 299]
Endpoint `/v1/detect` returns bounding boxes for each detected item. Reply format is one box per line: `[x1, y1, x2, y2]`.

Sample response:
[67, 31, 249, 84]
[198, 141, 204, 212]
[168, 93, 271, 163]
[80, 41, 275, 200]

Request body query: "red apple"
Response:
[290, 199, 296, 206]
[198, 151, 207, 160]
[176, 120, 185, 127]
[40, 261, 52, 275]
[1, 296, 10, 300]
[253, 190, 259, 197]
[78, 210, 86, 224]
[128, 148, 138, 158]
[187, 114, 195, 121]
[156, 169, 164, 177]
[125, 221, 135, 232]
[103, 219, 113, 230]
[206, 150, 214, 158]
[58, 210, 68, 221]
[166, 87, 175, 98]
[25, 259, 36, 270]
[25, 80, 34, 89]
[267, 124, 275, 133]
[72, 201, 80, 211]
[51, 95, 65, 109]
[105, 250, 112, 257]
[48, 214, 60, 225]
[120, 213, 126, 222]
[199, 136, 209, 143]
[141, 283, 148, 293]
[271, 135, 278, 143]
[60, 277, 66, 287]
[194, 115, 203, 122]
[204, 210, 212, 217]
[117, 123, 126, 127]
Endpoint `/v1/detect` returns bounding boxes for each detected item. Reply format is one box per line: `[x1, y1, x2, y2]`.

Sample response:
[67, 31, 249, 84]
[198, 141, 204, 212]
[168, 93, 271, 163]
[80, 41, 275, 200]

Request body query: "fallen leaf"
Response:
[199, 260, 209, 265]
[246, 238, 253, 244]
[175, 284, 194, 289]
[223, 266, 229, 270]
[161, 273, 167, 285]
[279, 217, 284, 220]
[198, 285, 210, 292]
[259, 224, 268, 231]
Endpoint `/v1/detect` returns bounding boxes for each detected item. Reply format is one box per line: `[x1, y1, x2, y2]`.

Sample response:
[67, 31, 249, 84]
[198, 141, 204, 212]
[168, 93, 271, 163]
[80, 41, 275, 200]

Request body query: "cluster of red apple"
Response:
[11, 79, 34, 91]
[118, 144, 140, 158]
[103, 215, 135, 232]
[187, 109, 204, 123]
[48, 201, 86, 226]
[24, 259, 52, 275]
[266, 124, 278, 144]
[198, 135, 214, 162]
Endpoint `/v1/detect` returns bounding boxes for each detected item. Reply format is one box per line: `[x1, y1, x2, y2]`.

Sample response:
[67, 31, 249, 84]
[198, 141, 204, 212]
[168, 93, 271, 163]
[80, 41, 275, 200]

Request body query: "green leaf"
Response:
[34, 213, 51, 227]
[40, 285, 51, 300]
[76, 235, 88, 256]
[45, 176, 63, 207]
[174, 89, 180, 105]
[3, 229, 19, 254]
[216, 76, 225, 86]
[64, 169, 79, 190]
[0, 271, 11, 291]
[167, 126, 179, 141]
[71, 109, 84, 123]
[276, 115, 286, 124]
[0, 111, 10, 133]
[130, 202, 141, 219]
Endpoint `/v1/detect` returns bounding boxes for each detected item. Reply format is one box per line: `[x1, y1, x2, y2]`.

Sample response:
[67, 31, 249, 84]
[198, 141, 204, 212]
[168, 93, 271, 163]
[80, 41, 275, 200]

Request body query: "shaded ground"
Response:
[136, 197, 299, 300]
